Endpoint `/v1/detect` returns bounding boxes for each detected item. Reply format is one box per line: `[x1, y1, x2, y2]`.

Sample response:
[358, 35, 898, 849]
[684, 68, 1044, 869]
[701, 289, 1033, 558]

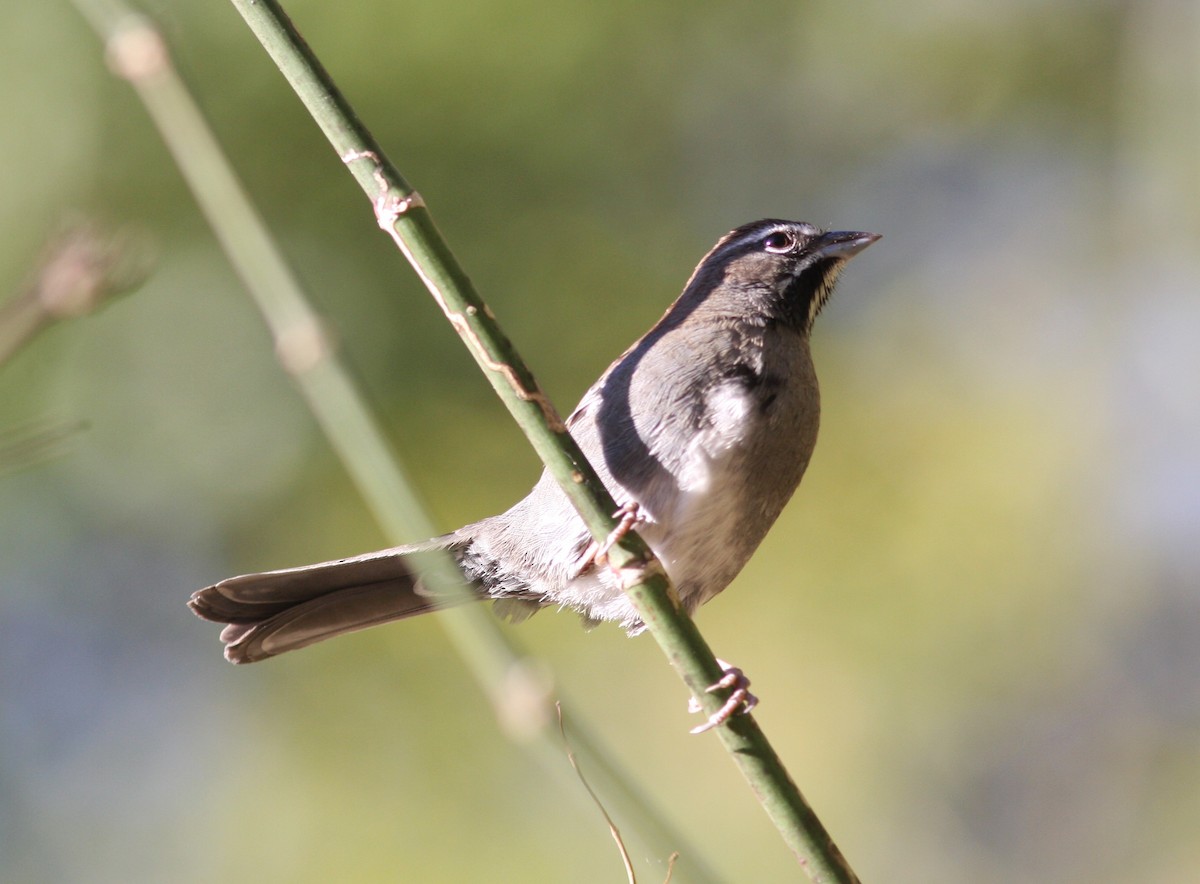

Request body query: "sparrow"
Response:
[190, 219, 879, 677]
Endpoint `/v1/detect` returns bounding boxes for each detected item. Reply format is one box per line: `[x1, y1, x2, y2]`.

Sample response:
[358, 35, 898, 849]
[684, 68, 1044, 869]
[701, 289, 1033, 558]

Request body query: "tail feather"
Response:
[189, 544, 473, 664]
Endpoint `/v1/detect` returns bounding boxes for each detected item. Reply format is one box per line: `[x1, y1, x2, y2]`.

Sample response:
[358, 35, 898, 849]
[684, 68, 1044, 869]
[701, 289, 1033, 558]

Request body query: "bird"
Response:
[190, 219, 879, 680]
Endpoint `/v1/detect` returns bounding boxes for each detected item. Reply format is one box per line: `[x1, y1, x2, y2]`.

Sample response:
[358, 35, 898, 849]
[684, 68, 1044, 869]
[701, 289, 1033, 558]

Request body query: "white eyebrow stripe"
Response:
[677, 220, 826, 298]
[706, 221, 797, 265]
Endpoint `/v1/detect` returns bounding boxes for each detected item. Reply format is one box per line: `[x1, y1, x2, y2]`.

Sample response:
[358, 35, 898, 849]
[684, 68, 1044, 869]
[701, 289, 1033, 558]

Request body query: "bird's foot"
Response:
[595, 501, 643, 565]
[689, 659, 758, 734]
[573, 502, 643, 576]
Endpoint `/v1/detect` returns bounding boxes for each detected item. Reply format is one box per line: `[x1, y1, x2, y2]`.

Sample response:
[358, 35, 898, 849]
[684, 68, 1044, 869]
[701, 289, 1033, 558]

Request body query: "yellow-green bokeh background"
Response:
[2, 2, 1198, 881]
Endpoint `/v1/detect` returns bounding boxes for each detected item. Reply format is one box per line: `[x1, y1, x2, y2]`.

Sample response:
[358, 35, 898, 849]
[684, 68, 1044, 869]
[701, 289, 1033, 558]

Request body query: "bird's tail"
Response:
[188, 539, 472, 664]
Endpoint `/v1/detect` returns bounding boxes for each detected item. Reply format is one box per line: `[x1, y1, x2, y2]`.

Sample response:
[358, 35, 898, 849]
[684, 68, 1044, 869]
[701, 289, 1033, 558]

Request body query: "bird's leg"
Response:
[689, 659, 758, 734]
[595, 501, 643, 565]
[572, 501, 643, 576]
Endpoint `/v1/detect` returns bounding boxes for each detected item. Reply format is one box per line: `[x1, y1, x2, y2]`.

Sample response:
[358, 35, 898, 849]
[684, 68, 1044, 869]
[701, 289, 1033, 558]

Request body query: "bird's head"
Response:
[685, 219, 880, 334]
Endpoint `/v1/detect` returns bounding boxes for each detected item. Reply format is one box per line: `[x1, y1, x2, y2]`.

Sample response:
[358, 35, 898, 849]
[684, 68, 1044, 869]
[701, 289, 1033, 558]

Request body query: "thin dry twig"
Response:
[557, 702, 637, 884]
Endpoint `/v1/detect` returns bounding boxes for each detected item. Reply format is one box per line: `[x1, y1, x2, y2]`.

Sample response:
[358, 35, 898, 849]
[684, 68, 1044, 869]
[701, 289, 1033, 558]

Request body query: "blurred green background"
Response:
[2, 1, 1198, 881]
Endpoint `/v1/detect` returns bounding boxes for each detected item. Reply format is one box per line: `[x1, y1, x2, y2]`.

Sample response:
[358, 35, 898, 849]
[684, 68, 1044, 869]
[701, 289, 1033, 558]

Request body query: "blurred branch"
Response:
[73, 1, 723, 881]
[0, 220, 148, 366]
[0, 221, 145, 474]
[0, 418, 89, 476]
[215, 1, 859, 879]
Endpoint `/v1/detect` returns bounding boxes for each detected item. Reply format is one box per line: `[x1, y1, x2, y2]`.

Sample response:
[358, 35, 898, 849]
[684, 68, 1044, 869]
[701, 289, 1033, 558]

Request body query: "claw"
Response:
[595, 502, 642, 565]
[689, 659, 758, 734]
[572, 502, 643, 576]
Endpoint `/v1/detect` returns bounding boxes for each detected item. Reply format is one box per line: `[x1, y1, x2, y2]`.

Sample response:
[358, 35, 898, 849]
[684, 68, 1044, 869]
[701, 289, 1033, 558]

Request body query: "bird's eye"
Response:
[762, 231, 796, 253]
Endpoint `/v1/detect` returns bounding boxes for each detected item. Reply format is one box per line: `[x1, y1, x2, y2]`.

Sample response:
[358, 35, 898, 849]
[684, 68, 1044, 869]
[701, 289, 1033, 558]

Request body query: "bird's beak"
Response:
[812, 230, 881, 261]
